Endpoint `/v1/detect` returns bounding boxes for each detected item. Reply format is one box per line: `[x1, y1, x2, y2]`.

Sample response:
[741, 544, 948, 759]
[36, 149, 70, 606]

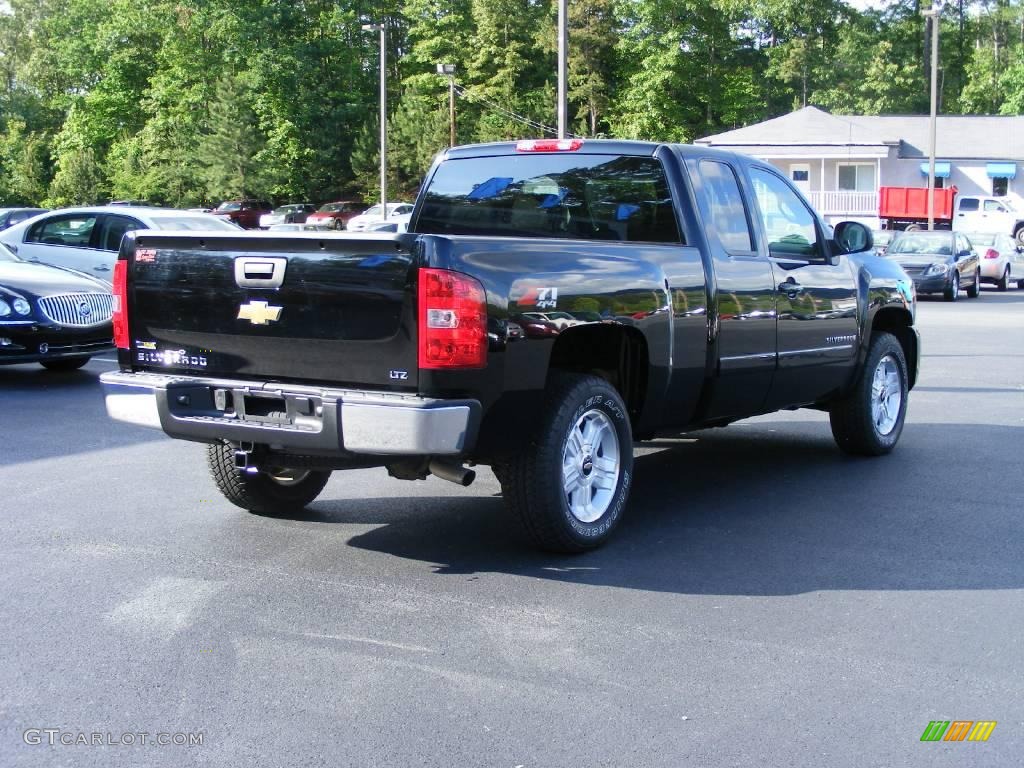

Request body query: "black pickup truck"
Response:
[102, 139, 919, 551]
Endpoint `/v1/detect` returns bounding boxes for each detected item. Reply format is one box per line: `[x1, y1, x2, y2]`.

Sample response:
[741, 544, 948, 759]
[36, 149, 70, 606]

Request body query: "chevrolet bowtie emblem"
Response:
[237, 300, 283, 325]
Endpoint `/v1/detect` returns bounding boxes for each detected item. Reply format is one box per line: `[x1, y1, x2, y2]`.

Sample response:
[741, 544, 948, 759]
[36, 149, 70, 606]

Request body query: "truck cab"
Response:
[954, 196, 1024, 244]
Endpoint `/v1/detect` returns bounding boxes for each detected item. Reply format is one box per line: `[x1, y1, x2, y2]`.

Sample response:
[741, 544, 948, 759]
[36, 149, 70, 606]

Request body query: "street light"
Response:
[921, 3, 940, 230]
[362, 21, 388, 219]
[436, 63, 456, 147]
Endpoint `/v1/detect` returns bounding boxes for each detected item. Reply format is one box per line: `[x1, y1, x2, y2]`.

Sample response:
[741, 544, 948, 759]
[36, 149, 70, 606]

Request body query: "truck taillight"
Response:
[515, 138, 583, 152]
[984, 248, 999, 259]
[417, 268, 486, 369]
[112, 259, 129, 349]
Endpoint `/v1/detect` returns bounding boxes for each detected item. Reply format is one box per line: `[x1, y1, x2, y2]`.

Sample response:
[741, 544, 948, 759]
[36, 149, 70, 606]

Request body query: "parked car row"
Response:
[0, 240, 114, 370]
[0, 206, 240, 283]
[877, 228, 1024, 300]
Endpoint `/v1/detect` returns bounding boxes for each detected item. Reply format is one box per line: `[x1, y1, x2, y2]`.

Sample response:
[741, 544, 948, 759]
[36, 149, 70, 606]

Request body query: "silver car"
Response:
[962, 232, 1019, 290]
[0, 206, 240, 283]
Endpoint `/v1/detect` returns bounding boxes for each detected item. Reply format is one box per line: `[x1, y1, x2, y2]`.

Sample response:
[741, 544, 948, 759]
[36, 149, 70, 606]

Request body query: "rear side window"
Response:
[96, 215, 142, 251]
[416, 154, 683, 244]
[698, 160, 754, 253]
[958, 198, 979, 212]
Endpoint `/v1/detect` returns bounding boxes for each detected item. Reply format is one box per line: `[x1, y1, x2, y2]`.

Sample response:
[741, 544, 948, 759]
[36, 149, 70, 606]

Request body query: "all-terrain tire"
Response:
[207, 441, 331, 514]
[829, 332, 909, 457]
[498, 373, 633, 552]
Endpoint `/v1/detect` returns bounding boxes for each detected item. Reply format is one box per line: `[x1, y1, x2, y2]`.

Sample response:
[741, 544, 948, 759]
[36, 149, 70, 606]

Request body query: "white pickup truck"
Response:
[953, 196, 1024, 245]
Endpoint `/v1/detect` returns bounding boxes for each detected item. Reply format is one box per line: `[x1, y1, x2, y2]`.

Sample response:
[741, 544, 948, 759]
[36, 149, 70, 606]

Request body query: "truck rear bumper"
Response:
[101, 371, 480, 456]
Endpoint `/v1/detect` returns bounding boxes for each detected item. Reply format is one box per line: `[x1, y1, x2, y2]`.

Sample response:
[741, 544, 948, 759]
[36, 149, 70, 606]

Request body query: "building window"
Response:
[837, 163, 876, 192]
[933, 177, 944, 189]
[993, 177, 1009, 196]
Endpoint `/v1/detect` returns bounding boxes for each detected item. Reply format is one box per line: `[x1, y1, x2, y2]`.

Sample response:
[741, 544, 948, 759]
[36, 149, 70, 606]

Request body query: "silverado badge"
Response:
[237, 300, 283, 326]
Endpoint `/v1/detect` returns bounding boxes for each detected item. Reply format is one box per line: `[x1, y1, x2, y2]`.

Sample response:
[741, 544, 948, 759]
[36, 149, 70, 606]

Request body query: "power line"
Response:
[451, 84, 580, 139]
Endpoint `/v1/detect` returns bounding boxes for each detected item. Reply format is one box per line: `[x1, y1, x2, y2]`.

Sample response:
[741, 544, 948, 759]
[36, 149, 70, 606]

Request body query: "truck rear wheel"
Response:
[497, 374, 633, 552]
[207, 441, 331, 514]
[829, 332, 909, 456]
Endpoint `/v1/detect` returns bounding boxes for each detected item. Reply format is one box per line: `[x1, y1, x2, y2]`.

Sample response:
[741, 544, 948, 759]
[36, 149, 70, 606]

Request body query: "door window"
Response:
[983, 200, 1007, 213]
[699, 160, 754, 253]
[26, 214, 98, 248]
[750, 168, 821, 259]
[96, 215, 142, 252]
[958, 198, 979, 212]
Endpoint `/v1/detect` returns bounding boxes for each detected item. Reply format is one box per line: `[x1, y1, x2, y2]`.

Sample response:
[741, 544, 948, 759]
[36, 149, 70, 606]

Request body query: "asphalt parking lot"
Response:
[2, 289, 1022, 767]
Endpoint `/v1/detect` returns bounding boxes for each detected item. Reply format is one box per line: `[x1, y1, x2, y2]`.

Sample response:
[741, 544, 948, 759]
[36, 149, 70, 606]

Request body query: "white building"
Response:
[696, 106, 1024, 227]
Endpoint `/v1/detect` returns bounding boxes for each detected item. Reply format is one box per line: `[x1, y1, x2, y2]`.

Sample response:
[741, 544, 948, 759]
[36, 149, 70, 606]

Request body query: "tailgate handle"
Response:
[235, 257, 287, 289]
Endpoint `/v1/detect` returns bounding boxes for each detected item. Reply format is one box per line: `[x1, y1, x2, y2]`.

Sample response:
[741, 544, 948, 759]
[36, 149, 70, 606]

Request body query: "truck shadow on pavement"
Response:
[306, 421, 1023, 596]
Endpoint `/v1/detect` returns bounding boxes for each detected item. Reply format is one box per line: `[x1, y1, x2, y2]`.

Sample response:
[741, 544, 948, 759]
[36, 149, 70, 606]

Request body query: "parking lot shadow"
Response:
[323, 422, 1023, 596]
[0, 362, 161, 464]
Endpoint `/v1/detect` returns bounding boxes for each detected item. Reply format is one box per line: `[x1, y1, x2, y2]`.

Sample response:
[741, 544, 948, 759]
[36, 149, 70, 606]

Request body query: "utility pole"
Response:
[922, 4, 940, 231]
[362, 22, 388, 219]
[437, 63, 457, 147]
[557, 0, 568, 138]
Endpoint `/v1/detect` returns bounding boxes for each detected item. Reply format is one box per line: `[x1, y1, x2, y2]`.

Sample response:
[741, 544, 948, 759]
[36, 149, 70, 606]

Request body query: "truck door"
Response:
[746, 167, 860, 408]
[955, 197, 982, 230]
[690, 157, 777, 418]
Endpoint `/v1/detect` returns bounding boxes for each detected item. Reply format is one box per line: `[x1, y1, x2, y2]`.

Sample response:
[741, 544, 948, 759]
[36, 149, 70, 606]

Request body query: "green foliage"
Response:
[197, 74, 268, 200]
[0, 0, 1022, 208]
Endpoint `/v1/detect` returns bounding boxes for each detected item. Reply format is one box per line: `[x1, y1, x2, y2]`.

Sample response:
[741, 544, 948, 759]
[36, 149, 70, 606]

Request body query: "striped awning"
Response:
[986, 162, 1017, 179]
[919, 161, 951, 178]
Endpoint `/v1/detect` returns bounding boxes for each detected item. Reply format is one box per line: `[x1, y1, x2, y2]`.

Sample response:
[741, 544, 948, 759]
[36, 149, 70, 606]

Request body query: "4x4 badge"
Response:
[237, 300, 283, 325]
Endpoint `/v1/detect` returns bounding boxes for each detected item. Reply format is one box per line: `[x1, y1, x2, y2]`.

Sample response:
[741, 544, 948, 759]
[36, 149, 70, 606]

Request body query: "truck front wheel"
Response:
[207, 441, 331, 514]
[829, 332, 909, 456]
[497, 374, 634, 552]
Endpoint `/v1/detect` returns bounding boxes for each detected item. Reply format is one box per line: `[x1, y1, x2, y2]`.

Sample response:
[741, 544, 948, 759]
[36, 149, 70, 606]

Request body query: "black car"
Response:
[0, 242, 114, 370]
[885, 230, 982, 302]
[0, 207, 48, 231]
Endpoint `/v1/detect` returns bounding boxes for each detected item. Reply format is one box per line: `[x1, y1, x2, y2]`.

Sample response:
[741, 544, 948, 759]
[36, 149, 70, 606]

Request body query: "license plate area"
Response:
[165, 383, 324, 432]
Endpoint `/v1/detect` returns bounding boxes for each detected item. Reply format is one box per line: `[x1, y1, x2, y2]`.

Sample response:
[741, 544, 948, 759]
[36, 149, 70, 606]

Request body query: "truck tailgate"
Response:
[127, 231, 418, 389]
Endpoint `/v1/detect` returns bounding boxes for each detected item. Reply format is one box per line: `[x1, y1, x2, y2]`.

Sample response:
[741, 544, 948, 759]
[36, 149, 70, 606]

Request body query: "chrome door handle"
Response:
[778, 280, 803, 296]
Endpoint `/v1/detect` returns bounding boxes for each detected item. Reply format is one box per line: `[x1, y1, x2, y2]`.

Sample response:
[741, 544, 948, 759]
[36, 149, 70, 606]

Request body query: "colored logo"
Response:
[518, 286, 558, 309]
[920, 720, 996, 742]
[237, 300, 283, 326]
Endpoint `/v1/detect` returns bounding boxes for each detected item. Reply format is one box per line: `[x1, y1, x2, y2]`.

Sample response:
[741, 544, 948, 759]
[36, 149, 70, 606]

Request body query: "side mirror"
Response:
[958, 249, 972, 258]
[833, 221, 873, 254]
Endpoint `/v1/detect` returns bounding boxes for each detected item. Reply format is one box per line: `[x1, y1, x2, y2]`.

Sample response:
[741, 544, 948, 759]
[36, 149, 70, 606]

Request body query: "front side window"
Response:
[749, 168, 820, 259]
[984, 199, 1006, 213]
[699, 160, 754, 253]
[417, 153, 682, 244]
[27, 214, 98, 247]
